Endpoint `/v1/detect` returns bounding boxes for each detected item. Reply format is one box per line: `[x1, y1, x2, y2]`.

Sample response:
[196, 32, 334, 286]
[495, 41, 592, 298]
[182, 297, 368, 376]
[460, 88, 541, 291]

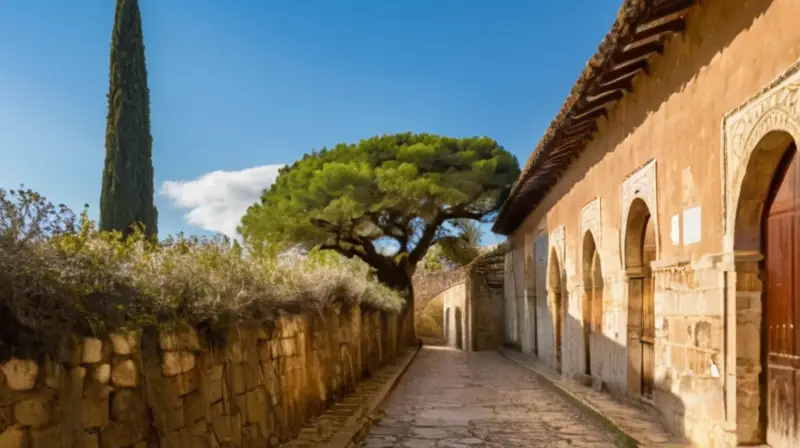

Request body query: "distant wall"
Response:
[442, 283, 467, 349]
[0, 305, 401, 447]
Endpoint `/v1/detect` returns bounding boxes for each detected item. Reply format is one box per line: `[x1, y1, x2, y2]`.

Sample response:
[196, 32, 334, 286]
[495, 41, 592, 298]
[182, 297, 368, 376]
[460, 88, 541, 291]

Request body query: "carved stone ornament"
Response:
[620, 159, 659, 268]
[722, 59, 800, 251]
[580, 197, 602, 248]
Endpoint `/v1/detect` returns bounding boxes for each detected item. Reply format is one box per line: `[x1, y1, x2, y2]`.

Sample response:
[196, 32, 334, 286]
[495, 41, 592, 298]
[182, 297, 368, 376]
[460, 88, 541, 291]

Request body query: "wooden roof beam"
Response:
[642, 0, 696, 23]
[564, 120, 598, 136]
[591, 70, 639, 96]
[600, 58, 650, 84]
[634, 15, 686, 41]
[572, 107, 609, 124]
[576, 90, 624, 115]
[613, 39, 664, 65]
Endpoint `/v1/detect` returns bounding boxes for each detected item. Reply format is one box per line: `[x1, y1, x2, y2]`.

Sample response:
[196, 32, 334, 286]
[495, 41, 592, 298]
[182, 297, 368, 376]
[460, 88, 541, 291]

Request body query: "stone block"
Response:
[206, 371, 224, 405]
[2, 359, 38, 391]
[670, 318, 693, 345]
[269, 340, 281, 359]
[188, 419, 207, 437]
[92, 364, 111, 384]
[109, 331, 139, 355]
[243, 364, 262, 391]
[111, 389, 145, 422]
[30, 425, 60, 448]
[159, 325, 202, 352]
[0, 426, 25, 447]
[164, 407, 184, 432]
[245, 388, 267, 426]
[230, 364, 246, 395]
[111, 360, 137, 388]
[257, 341, 271, 361]
[80, 432, 99, 448]
[81, 338, 103, 364]
[280, 338, 296, 357]
[100, 422, 147, 448]
[184, 390, 205, 425]
[162, 351, 196, 377]
[81, 396, 109, 429]
[163, 371, 198, 402]
[211, 402, 243, 444]
[14, 397, 51, 428]
[227, 339, 245, 364]
[0, 406, 13, 433]
[43, 357, 62, 389]
[670, 345, 686, 370]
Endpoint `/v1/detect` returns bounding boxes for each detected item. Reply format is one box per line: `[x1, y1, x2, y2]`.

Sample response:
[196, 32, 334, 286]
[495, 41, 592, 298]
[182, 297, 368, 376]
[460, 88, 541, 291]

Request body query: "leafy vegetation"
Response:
[421, 219, 483, 273]
[239, 133, 520, 301]
[0, 187, 402, 358]
[100, 0, 158, 237]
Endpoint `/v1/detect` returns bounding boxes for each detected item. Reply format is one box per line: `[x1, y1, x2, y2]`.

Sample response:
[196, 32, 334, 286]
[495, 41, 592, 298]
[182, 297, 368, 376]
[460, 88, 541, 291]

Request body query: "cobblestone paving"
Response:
[359, 347, 628, 448]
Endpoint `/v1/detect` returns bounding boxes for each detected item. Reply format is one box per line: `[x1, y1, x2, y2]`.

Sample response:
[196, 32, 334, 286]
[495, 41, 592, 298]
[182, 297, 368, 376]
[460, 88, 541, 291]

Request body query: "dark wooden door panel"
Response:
[765, 146, 800, 447]
[641, 275, 655, 399]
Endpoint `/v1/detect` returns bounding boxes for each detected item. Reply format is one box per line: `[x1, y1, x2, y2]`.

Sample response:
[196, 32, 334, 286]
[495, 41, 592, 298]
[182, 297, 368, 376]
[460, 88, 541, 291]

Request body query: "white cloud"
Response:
[160, 164, 284, 238]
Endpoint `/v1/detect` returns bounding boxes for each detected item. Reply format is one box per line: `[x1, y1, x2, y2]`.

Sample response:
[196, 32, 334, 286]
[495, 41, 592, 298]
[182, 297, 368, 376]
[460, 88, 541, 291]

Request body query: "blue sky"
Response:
[0, 0, 618, 244]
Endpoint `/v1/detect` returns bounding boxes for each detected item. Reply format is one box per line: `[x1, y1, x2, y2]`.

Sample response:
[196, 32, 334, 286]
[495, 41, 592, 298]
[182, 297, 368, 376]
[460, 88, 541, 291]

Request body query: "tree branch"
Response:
[408, 215, 445, 266]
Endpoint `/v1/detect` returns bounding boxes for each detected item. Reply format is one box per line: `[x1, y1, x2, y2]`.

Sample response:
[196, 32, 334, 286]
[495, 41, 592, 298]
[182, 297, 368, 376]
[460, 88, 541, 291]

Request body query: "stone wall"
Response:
[650, 258, 727, 445]
[412, 268, 467, 307]
[0, 305, 402, 447]
[501, 0, 800, 446]
[469, 249, 506, 352]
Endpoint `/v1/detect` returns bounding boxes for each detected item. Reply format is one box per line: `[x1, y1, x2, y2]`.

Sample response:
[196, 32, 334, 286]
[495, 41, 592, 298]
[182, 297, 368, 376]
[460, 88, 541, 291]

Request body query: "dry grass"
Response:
[0, 187, 403, 358]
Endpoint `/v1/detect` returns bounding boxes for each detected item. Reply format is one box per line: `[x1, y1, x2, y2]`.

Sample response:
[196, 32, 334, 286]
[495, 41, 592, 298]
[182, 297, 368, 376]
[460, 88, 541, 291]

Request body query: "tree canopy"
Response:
[239, 133, 519, 295]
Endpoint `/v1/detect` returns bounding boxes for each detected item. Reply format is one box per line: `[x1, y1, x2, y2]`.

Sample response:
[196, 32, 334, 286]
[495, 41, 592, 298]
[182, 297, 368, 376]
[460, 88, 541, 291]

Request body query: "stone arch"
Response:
[722, 63, 800, 445]
[582, 230, 603, 377]
[624, 197, 657, 399]
[620, 159, 659, 270]
[732, 131, 797, 445]
[548, 247, 566, 373]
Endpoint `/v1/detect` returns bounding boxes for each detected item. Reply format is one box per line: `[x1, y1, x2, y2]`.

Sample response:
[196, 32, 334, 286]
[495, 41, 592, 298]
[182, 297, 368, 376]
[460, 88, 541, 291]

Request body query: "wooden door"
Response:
[641, 274, 655, 399]
[641, 216, 656, 400]
[765, 145, 800, 447]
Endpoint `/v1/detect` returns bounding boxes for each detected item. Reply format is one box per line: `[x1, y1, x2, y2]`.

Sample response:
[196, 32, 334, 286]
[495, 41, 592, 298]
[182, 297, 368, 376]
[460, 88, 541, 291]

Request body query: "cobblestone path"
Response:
[358, 346, 627, 448]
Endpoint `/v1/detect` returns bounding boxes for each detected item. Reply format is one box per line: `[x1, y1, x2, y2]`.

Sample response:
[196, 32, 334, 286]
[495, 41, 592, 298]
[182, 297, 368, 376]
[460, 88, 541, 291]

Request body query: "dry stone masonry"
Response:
[0, 304, 402, 447]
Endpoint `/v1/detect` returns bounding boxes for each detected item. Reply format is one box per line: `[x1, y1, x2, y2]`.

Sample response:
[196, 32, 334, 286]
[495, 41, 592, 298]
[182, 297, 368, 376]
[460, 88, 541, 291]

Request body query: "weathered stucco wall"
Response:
[442, 283, 467, 350]
[470, 266, 505, 352]
[0, 305, 401, 447]
[504, 0, 800, 446]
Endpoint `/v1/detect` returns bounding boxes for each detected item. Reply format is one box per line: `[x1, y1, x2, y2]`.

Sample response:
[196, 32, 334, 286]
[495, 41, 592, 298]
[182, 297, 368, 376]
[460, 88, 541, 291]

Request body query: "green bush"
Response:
[0, 187, 403, 357]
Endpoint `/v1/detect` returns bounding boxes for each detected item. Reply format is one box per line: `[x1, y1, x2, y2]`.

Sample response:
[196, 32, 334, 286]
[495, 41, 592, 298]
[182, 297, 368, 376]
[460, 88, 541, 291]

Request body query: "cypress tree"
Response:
[100, 0, 158, 238]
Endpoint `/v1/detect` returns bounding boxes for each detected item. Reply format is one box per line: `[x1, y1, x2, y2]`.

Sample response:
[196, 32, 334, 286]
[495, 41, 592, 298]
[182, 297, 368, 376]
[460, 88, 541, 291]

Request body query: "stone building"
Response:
[412, 245, 507, 351]
[493, 0, 800, 446]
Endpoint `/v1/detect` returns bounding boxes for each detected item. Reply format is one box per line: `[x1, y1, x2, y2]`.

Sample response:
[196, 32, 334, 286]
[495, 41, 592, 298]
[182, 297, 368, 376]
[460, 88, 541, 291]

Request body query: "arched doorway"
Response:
[733, 130, 799, 447]
[549, 248, 565, 373]
[455, 307, 464, 350]
[624, 198, 657, 400]
[444, 308, 450, 345]
[582, 231, 603, 377]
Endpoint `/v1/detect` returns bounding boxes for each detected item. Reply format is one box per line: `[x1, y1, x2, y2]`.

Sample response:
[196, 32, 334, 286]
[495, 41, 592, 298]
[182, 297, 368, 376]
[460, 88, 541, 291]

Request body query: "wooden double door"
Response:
[764, 145, 800, 447]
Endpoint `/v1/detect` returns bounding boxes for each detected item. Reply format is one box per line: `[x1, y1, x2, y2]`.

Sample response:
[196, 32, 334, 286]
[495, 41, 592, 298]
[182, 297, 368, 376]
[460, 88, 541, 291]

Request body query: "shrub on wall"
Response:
[0, 187, 403, 359]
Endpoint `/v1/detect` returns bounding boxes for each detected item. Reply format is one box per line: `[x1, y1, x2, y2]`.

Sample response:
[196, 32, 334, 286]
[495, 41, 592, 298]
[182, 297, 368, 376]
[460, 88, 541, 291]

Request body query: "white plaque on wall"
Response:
[683, 207, 702, 245]
[670, 214, 680, 245]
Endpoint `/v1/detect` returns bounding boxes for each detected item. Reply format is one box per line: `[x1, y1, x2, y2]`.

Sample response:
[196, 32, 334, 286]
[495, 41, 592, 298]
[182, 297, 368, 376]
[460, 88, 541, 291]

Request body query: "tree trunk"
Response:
[376, 266, 417, 347]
